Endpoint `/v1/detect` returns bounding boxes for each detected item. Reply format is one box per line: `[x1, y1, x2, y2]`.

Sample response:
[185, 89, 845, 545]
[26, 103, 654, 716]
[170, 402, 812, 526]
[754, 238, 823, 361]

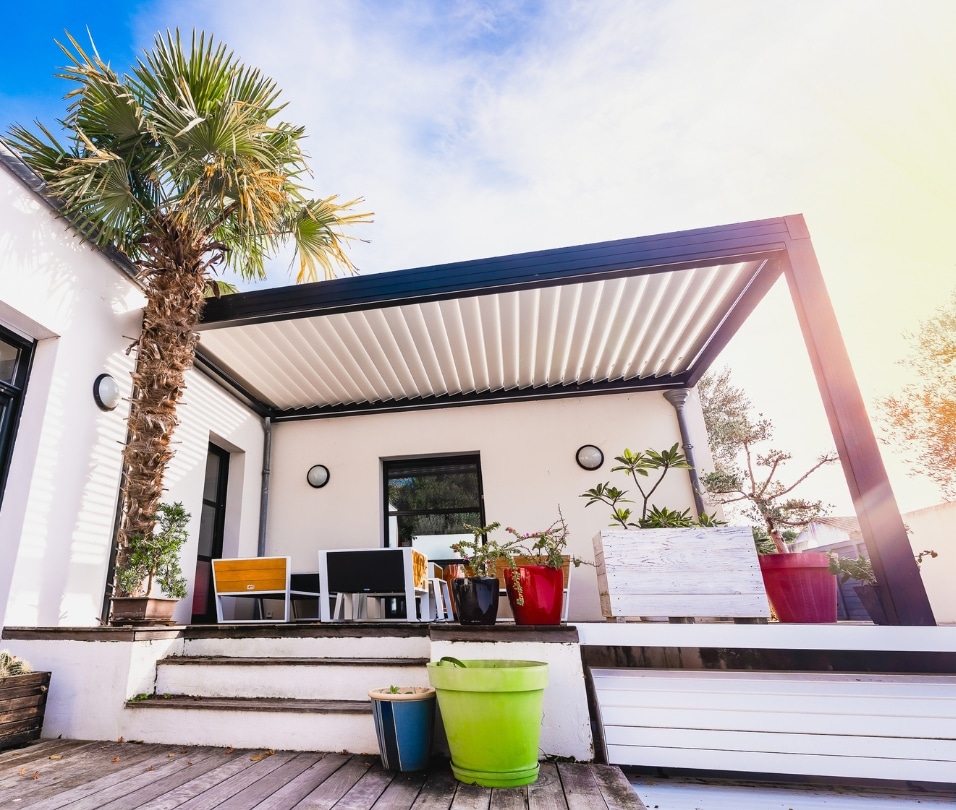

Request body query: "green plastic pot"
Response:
[427, 657, 548, 787]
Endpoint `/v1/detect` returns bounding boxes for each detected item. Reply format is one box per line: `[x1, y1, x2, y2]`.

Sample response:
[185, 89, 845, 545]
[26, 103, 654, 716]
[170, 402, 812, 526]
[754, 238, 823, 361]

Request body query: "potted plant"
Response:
[368, 685, 437, 771]
[502, 508, 585, 625]
[828, 549, 937, 625]
[449, 523, 520, 625]
[698, 368, 840, 622]
[110, 502, 190, 624]
[0, 651, 51, 750]
[427, 656, 548, 787]
[581, 444, 767, 621]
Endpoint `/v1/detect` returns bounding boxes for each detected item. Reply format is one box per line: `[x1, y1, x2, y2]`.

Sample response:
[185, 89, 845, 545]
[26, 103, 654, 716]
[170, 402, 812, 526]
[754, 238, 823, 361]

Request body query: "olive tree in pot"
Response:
[0, 651, 51, 750]
[699, 368, 839, 622]
[582, 444, 768, 622]
[110, 502, 190, 624]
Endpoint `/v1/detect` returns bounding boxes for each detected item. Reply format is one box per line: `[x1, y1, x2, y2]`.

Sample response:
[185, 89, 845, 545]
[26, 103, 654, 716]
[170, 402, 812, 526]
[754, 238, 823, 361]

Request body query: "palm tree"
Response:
[5, 30, 370, 600]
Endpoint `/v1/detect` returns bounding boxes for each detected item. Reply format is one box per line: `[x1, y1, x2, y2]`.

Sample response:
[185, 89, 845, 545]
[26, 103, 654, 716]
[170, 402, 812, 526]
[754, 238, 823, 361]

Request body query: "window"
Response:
[0, 326, 34, 508]
[383, 454, 484, 563]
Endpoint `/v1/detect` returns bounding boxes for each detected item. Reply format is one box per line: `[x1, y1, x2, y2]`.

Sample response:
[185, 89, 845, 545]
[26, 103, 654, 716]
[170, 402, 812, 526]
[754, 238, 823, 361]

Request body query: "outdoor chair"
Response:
[318, 548, 430, 621]
[212, 556, 320, 623]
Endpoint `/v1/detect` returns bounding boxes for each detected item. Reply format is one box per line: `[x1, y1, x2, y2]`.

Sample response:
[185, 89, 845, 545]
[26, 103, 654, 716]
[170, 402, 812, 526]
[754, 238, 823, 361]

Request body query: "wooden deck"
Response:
[0, 739, 645, 809]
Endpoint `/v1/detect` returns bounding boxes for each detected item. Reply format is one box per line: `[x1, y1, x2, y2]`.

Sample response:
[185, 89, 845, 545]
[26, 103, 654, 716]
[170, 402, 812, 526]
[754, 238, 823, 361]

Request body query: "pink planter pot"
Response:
[758, 552, 837, 623]
[504, 565, 564, 625]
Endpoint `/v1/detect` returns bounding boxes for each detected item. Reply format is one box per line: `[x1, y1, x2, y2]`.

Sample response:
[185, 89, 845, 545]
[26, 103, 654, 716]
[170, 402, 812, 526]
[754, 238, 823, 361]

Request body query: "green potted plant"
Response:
[0, 651, 51, 750]
[449, 523, 521, 624]
[367, 684, 437, 771]
[110, 502, 190, 624]
[502, 508, 585, 625]
[828, 549, 937, 625]
[581, 444, 766, 621]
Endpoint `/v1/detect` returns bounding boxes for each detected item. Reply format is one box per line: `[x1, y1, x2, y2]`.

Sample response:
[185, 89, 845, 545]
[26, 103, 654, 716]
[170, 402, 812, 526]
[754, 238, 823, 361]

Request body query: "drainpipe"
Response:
[663, 389, 706, 518]
[257, 416, 272, 558]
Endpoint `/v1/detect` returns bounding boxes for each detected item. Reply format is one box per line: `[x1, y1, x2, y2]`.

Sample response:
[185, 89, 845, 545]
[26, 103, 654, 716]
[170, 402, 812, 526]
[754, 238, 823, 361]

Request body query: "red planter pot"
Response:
[759, 552, 837, 623]
[504, 565, 564, 625]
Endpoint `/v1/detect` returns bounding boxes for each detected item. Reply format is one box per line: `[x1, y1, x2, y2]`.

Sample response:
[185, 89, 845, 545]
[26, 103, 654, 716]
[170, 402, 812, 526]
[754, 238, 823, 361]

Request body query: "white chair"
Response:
[318, 548, 430, 622]
[424, 563, 453, 621]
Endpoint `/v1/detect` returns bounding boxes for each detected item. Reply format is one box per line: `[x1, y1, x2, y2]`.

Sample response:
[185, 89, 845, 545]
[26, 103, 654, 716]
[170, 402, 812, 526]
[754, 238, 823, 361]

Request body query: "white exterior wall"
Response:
[0, 164, 143, 629]
[0, 161, 265, 628]
[901, 501, 956, 625]
[266, 391, 703, 622]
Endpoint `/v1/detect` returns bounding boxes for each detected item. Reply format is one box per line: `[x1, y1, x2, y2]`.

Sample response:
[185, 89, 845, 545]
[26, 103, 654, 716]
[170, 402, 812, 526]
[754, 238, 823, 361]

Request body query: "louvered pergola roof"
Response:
[197, 216, 790, 419]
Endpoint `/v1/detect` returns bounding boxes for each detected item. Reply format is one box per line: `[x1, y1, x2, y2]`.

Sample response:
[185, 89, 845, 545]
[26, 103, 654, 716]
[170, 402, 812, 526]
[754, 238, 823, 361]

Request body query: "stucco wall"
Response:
[265, 390, 706, 622]
[0, 161, 265, 628]
[902, 501, 956, 625]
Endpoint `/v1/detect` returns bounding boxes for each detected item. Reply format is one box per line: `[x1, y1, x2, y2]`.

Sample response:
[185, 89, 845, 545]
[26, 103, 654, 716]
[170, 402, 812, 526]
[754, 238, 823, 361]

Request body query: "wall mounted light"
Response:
[306, 464, 330, 488]
[93, 373, 121, 411]
[575, 444, 604, 471]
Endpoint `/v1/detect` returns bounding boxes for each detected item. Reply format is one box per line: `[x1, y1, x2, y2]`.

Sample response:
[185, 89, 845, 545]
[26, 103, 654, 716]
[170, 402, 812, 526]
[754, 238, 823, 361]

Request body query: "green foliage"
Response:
[879, 288, 956, 499]
[580, 443, 721, 529]
[0, 650, 32, 677]
[698, 368, 837, 553]
[450, 523, 521, 579]
[828, 549, 938, 586]
[116, 502, 190, 599]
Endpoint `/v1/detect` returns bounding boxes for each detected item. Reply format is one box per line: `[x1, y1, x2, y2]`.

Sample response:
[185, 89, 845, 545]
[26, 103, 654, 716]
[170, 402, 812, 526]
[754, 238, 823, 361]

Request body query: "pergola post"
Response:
[781, 215, 935, 625]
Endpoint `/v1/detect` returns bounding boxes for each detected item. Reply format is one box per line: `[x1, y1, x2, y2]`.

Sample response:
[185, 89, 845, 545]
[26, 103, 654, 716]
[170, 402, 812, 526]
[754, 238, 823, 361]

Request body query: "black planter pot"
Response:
[452, 577, 500, 624]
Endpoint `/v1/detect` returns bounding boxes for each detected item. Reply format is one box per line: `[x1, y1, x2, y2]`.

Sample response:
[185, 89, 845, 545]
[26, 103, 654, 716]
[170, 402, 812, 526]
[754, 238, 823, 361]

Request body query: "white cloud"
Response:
[138, 0, 956, 510]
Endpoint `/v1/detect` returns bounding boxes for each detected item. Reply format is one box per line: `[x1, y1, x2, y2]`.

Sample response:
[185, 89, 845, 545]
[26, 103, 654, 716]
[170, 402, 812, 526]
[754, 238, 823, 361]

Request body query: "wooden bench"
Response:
[589, 667, 956, 783]
[492, 555, 573, 622]
[212, 556, 319, 623]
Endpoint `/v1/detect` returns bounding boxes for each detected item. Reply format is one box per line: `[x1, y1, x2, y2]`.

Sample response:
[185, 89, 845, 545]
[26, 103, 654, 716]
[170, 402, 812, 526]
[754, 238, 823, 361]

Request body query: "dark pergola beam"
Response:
[781, 215, 935, 626]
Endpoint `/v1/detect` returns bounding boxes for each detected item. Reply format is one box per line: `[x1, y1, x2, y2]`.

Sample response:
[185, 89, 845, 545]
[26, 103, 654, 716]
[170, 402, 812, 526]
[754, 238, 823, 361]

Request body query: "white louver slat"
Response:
[196, 260, 763, 411]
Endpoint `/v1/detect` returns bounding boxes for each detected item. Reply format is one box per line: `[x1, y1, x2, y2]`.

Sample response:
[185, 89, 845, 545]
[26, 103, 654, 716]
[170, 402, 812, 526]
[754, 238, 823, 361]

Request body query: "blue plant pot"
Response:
[368, 686, 436, 771]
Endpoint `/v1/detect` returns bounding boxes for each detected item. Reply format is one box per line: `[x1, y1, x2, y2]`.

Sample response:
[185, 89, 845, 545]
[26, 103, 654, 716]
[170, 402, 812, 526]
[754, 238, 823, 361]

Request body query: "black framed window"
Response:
[0, 325, 34, 508]
[384, 454, 484, 563]
[192, 443, 230, 623]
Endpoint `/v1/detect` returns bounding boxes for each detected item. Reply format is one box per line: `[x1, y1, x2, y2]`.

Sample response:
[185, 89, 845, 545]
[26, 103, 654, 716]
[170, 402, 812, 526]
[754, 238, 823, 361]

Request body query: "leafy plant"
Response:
[451, 523, 521, 579]
[115, 502, 190, 599]
[828, 549, 938, 586]
[0, 650, 32, 677]
[581, 444, 721, 528]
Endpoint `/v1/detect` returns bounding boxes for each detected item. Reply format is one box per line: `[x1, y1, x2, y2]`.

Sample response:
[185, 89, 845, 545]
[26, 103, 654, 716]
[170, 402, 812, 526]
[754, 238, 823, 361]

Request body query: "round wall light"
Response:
[93, 373, 122, 411]
[306, 464, 330, 488]
[575, 444, 604, 471]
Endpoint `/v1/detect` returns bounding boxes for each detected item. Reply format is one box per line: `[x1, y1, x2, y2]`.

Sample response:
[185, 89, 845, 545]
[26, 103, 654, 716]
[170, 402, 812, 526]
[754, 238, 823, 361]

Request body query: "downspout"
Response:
[663, 389, 706, 518]
[257, 416, 272, 558]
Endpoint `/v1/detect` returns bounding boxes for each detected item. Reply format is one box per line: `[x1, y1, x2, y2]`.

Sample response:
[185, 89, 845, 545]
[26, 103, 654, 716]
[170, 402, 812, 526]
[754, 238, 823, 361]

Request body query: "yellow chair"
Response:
[212, 556, 319, 623]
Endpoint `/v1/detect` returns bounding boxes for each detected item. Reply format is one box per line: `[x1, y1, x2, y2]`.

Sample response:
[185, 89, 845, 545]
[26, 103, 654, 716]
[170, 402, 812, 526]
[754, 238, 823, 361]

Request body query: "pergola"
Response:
[197, 214, 935, 626]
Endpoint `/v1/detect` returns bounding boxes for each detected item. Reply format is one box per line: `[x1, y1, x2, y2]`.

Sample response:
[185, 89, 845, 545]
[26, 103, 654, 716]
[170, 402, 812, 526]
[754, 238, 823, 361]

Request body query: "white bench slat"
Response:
[605, 745, 956, 783]
[603, 726, 956, 761]
[592, 667, 956, 783]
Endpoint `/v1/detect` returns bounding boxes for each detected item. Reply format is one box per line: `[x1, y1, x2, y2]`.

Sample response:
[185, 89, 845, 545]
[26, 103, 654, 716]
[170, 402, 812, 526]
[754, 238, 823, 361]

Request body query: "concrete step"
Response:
[124, 696, 379, 753]
[179, 627, 431, 660]
[155, 656, 430, 700]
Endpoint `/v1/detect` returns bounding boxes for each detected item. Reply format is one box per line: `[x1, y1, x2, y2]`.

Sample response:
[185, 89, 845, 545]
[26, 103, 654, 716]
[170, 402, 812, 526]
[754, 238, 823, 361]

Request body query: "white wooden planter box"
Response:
[592, 526, 770, 620]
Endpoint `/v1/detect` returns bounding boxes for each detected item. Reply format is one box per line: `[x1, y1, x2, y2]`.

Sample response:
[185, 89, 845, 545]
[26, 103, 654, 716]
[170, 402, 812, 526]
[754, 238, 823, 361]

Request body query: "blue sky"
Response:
[3, 1, 955, 512]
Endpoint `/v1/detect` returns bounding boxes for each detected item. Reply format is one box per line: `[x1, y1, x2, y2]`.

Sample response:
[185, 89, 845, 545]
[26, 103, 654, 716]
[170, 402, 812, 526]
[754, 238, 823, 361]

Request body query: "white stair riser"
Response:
[123, 707, 379, 754]
[180, 635, 429, 659]
[155, 662, 429, 700]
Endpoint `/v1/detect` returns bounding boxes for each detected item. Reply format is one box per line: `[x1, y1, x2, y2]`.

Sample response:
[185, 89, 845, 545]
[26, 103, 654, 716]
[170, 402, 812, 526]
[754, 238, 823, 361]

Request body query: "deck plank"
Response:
[171, 749, 301, 810]
[192, 751, 322, 810]
[528, 762, 568, 810]
[449, 781, 492, 809]
[557, 762, 608, 810]
[0, 739, 102, 784]
[1, 743, 171, 806]
[334, 760, 397, 809]
[489, 786, 529, 809]
[295, 754, 376, 809]
[409, 767, 459, 809]
[251, 752, 351, 810]
[371, 768, 428, 809]
[590, 764, 647, 810]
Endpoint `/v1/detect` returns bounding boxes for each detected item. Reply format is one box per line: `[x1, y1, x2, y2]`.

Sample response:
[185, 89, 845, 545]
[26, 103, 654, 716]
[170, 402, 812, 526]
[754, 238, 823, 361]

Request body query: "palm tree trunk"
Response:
[114, 236, 207, 598]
